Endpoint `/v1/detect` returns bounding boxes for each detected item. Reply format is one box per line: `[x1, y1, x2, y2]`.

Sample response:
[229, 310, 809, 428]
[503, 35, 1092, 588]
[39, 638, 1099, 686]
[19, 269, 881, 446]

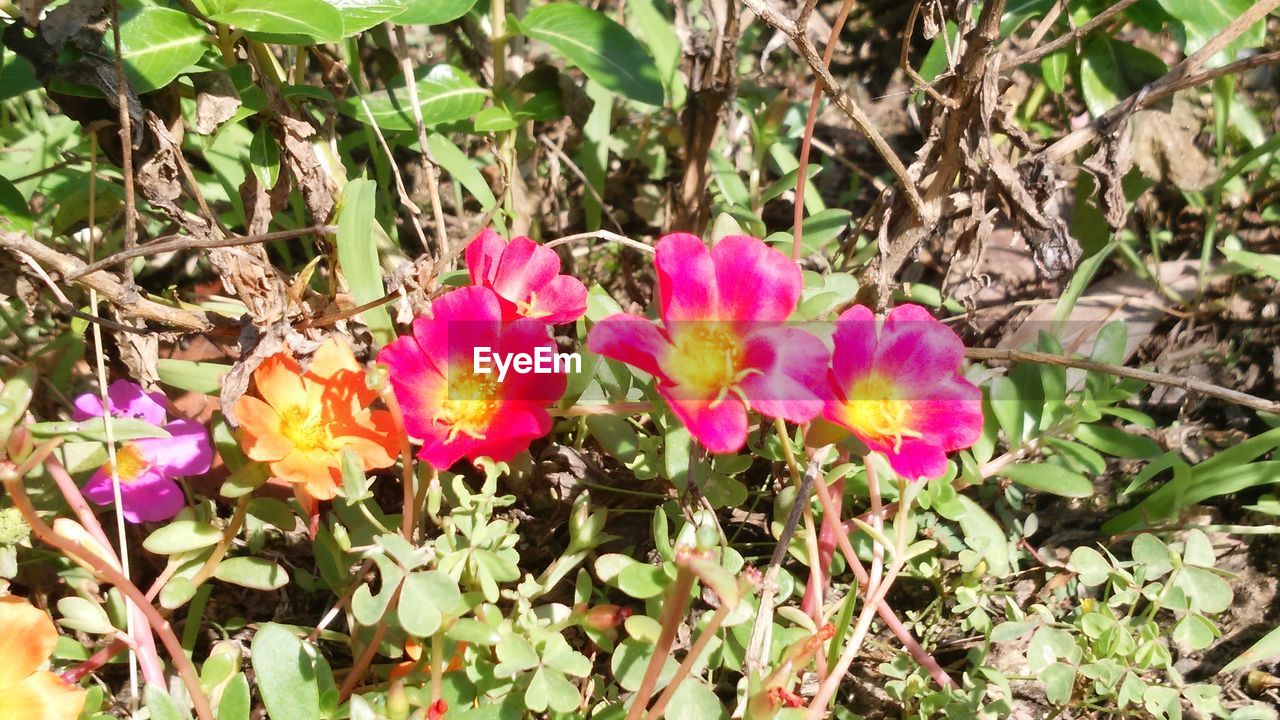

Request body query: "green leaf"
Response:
[1173, 566, 1233, 614]
[586, 414, 639, 463]
[335, 179, 394, 345]
[145, 684, 193, 720]
[251, 624, 321, 720]
[952, 495, 1011, 576]
[157, 359, 228, 395]
[117, 7, 209, 93]
[494, 633, 539, 677]
[617, 563, 668, 599]
[0, 364, 36, 445]
[1131, 534, 1174, 579]
[214, 557, 289, 590]
[339, 65, 486, 131]
[1172, 613, 1218, 651]
[1221, 246, 1280, 281]
[397, 0, 476, 24]
[397, 570, 462, 637]
[1069, 546, 1111, 586]
[1078, 37, 1167, 117]
[144, 521, 224, 555]
[424, 133, 496, 210]
[57, 596, 114, 634]
[665, 679, 726, 720]
[1041, 51, 1067, 94]
[28, 416, 170, 443]
[626, 0, 683, 107]
[999, 463, 1094, 498]
[326, 0, 408, 35]
[216, 673, 251, 720]
[160, 578, 198, 610]
[0, 175, 33, 235]
[1042, 662, 1077, 705]
[1225, 624, 1280, 671]
[1156, 0, 1266, 62]
[611, 638, 677, 692]
[249, 124, 280, 190]
[516, 3, 663, 106]
[1073, 424, 1162, 459]
[988, 375, 1025, 444]
[208, 0, 344, 44]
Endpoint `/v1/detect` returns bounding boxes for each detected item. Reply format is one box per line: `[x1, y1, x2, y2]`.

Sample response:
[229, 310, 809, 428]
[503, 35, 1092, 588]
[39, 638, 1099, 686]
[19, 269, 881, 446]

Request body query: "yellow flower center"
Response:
[516, 291, 549, 319]
[113, 443, 150, 484]
[666, 324, 754, 401]
[280, 406, 331, 452]
[843, 374, 922, 452]
[439, 366, 500, 442]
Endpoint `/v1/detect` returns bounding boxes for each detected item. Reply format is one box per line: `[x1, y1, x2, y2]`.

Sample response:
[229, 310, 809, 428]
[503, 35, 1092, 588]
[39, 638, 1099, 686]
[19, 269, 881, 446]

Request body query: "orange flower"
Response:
[0, 596, 86, 720]
[235, 338, 398, 512]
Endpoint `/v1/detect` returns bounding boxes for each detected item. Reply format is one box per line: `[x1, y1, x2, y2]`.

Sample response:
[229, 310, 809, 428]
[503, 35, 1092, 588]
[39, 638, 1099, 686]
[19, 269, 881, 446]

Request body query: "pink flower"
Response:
[378, 286, 566, 469]
[587, 234, 829, 453]
[821, 304, 982, 479]
[465, 229, 588, 324]
[74, 381, 213, 523]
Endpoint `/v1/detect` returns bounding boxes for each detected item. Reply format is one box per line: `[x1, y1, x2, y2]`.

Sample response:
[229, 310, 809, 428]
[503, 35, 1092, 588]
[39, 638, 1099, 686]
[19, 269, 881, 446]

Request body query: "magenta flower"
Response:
[465, 229, 588, 324]
[587, 233, 829, 453]
[378, 286, 567, 470]
[821, 304, 982, 479]
[74, 382, 213, 523]
[72, 379, 168, 426]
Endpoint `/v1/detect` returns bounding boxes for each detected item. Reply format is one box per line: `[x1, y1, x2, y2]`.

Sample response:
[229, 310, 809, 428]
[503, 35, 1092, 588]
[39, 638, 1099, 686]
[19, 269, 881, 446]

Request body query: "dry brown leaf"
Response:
[193, 71, 241, 135]
[1131, 94, 1217, 192]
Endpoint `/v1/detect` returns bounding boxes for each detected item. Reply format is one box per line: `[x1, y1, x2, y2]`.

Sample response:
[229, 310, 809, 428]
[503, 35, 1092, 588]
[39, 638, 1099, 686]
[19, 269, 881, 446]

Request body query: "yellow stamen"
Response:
[280, 406, 331, 452]
[843, 374, 923, 452]
[113, 443, 150, 484]
[439, 366, 500, 442]
[667, 324, 756, 397]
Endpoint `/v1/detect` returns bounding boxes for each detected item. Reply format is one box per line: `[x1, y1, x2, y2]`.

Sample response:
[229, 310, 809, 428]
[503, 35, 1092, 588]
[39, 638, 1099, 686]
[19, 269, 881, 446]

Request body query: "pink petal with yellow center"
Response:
[431, 286, 504, 369]
[72, 379, 168, 426]
[902, 376, 984, 451]
[880, 437, 949, 480]
[528, 274, 588, 325]
[710, 235, 803, 323]
[655, 233, 717, 324]
[133, 419, 213, 477]
[490, 237, 561, 313]
[493, 318, 567, 404]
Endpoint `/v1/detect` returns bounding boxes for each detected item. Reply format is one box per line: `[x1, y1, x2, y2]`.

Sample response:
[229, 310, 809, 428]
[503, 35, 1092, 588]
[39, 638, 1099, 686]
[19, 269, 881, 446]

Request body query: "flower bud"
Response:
[386, 680, 410, 720]
[582, 604, 632, 632]
[567, 491, 606, 554]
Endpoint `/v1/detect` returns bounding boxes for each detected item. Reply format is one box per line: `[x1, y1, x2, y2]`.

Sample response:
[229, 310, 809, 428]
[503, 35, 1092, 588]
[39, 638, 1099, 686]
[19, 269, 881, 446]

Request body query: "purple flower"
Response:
[73, 379, 168, 426]
[73, 382, 213, 524]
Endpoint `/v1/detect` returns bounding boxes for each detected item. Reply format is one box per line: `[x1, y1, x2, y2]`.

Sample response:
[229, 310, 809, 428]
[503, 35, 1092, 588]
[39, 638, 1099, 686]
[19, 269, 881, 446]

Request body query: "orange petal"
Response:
[235, 395, 293, 462]
[0, 597, 58, 689]
[271, 449, 340, 499]
[253, 353, 307, 413]
[0, 671, 87, 720]
[305, 337, 360, 381]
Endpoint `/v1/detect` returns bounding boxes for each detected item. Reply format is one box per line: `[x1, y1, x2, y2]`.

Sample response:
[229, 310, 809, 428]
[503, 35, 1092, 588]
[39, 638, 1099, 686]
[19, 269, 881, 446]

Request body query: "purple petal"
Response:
[106, 380, 168, 425]
[133, 419, 213, 477]
[72, 393, 106, 422]
[83, 469, 185, 523]
[739, 326, 829, 423]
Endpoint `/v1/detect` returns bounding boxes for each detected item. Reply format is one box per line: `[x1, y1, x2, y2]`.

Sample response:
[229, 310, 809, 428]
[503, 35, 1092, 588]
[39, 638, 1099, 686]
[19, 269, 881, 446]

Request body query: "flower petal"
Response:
[416, 426, 480, 471]
[586, 315, 671, 382]
[73, 380, 167, 424]
[234, 395, 293, 462]
[133, 419, 213, 477]
[494, 319, 567, 405]
[529, 275, 588, 325]
[253, 353, 307, 414]
[654, 233, 718, 324]
[117, 477, 187, 523]
[659, 385, 749, 454]
[905, 376, 984, 452]
[874, 304, 963, 384]
[830, 305, 876, 391]
[465, 405, 551, 463]
[491, 236, 562, 316]
[881, 437, 949, 481]
[70, 393, 105, 423]
[271, 448, 340, 499]
[739, 326, 829, 423]
[431, 286, 504, 369]
[384, 343, 449, 442]
[465, 228, 506, 287]
[0, 671, 86, 720]
[0, 596, 59, 688]
[710, 235, 803, 322]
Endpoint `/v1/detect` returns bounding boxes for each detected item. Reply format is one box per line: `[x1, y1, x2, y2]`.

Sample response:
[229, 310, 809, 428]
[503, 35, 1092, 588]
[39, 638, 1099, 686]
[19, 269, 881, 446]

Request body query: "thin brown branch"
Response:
[67, 225, 337, 279]
[965, 347, 1280, 414]
[110, 0, 138, 280]
[744, 0, 926, 217]
[393, 26, 452, 261]
[900, 0, 958, 108]
[1042, 0, 1280, 161]
[0, 230, 211, 331]
[793, 0, 855, 261]
[1008, 0, 1141, 67]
